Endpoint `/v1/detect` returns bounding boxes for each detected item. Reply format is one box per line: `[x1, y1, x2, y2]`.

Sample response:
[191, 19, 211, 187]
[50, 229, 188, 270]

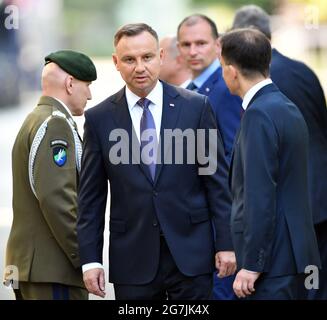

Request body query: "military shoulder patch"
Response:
[50, 139, 68, 147]
[53, 147, 67, 167]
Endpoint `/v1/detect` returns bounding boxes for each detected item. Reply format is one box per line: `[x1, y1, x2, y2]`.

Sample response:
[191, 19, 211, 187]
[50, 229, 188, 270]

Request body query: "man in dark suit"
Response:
[177, 14, 242, 300]
[177, 14, 242, 163]
[220, 28, 321, 299]
[77, 23, 236, 300]
[232, 4, 327, 300]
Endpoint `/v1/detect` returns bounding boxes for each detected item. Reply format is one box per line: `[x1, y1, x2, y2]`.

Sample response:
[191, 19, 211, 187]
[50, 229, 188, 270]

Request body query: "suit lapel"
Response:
[197, 67, 221, 95]
[153, 82, 182, 185]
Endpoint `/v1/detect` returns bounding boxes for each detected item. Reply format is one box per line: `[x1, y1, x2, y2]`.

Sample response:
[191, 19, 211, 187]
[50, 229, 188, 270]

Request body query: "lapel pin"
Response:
[169, 103, 175, 107]
[205, 87, 210, 92]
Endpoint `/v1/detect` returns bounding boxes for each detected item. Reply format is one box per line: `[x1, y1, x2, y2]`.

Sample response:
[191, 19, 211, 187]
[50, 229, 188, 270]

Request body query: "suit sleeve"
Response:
[199, 96, 233, 251]
[34, 117, 80, 268]
[241, 108, 278, 272]
[77, 111, 108, 265]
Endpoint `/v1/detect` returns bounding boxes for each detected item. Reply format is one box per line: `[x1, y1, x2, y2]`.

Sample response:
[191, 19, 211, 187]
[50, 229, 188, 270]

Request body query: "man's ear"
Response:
[216, 38, 222, 60]
[65, 76, 74, 95]
[159, 48, 163, 66]
[112, 54, 119, 70]
[230, 65, 238, 80]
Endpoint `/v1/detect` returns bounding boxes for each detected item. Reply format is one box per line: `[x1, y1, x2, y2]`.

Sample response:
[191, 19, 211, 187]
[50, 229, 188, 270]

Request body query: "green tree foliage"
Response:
[63, 0, 120, 55]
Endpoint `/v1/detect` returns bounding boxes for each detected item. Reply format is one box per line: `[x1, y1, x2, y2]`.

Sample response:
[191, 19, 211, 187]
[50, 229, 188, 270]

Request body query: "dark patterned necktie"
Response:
[137, 98, 157, 180]
[186, 81, 198, 92]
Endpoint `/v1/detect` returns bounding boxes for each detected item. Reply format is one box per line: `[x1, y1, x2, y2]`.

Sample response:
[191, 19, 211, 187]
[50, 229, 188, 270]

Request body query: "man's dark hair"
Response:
[114, 23, 159, 46]
[232, 5, 271, 40]
[177, 14, 219, 40]
[220, 28, 271, 78]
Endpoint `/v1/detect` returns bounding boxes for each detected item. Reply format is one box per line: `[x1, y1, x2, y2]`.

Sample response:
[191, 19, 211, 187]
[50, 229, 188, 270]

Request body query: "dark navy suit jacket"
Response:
[271, 49, 327, 225]
[197, 67, 242, 162]
[230, 83, 321, 278]
[77, 82, 233, 285]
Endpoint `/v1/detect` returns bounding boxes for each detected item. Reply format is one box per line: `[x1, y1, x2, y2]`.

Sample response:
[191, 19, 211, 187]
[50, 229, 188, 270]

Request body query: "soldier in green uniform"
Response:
[4, 50, 97, 300]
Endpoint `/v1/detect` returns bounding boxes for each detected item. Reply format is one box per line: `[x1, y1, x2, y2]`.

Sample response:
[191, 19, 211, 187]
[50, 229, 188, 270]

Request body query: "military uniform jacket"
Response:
[5, 96, 84, 288]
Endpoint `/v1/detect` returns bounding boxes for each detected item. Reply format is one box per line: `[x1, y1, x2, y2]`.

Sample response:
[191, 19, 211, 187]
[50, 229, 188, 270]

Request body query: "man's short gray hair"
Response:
[232, 5, 271, 40]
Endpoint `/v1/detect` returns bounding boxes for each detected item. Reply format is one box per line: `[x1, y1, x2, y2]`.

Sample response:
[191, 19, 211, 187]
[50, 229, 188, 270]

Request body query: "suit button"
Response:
[153, 190, 158, 197]
[70, 253, 77, 259]
[153, 220, 158, 227]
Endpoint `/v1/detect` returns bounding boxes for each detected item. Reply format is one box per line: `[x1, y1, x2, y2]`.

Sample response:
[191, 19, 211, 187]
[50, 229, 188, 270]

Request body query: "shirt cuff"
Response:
[243, 269, 259, 274]
[82, 262, 104, 273]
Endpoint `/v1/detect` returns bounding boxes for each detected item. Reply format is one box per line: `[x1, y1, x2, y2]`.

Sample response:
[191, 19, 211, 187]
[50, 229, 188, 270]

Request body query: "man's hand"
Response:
[233, 269, 261, 298]
[215, 251, 237, 278]
[83, 268, 106, 298]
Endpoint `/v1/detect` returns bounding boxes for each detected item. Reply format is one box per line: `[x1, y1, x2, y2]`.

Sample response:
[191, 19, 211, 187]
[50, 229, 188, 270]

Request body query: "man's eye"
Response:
[124, 58, 134, 63]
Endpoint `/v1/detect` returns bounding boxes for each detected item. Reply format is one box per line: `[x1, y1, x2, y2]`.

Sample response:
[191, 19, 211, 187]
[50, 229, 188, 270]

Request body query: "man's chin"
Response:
[133, 81, 154, 92]
[134, 79, 149, 87]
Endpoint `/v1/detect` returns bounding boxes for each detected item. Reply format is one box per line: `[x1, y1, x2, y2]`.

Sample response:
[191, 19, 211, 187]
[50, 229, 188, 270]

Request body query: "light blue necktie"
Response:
[137, 98, 157, 180]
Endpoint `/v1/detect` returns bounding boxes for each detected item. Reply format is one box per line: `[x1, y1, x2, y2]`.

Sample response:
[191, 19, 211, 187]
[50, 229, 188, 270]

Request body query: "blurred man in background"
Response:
[159, 35, 191, 87]
[177, 14, 243, 163]
[232, 5, 327, 299]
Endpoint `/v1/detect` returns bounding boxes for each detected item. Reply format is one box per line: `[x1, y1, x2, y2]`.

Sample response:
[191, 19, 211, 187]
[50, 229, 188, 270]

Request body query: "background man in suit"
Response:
[177, 14, 241, 300]
[159, 35, 191, 87]
[5, 50, 97, 299]
[77, 23, 236, 300]
[232, 4, 327, 300]
[177, 14, 242, 163]
[220, 28, 321, 299]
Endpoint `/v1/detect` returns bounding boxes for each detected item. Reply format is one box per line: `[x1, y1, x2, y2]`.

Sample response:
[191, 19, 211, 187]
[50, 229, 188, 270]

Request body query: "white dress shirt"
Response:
[180, 79, 191, 89]
[125, 80, 163, 142]
[242, 78, 273, 110]
[82, 81, 164, 273]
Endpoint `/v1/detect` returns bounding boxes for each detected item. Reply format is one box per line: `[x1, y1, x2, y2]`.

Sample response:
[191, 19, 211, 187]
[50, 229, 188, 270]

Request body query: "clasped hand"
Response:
[215, 251, 237, 278]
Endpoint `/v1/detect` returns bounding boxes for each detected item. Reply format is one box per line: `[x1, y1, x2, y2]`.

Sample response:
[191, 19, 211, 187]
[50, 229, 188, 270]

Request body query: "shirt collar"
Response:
[53, 97, 74, 118]
[193, 58, 220, 89]
[242, 78, 273, 110]
[126, 80, 163, 111]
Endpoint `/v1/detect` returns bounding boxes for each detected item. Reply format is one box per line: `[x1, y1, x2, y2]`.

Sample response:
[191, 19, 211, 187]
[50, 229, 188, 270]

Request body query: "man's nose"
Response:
[189, 43, 198, 56]
[135, 59, 146, 72]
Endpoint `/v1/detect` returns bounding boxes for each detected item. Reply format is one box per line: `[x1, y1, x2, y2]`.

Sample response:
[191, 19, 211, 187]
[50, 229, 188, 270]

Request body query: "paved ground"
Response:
[0, 59, 124, 300]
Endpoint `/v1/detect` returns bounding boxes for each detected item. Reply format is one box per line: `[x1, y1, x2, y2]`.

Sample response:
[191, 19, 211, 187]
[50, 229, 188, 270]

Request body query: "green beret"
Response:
[44, 50, 97, 81]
